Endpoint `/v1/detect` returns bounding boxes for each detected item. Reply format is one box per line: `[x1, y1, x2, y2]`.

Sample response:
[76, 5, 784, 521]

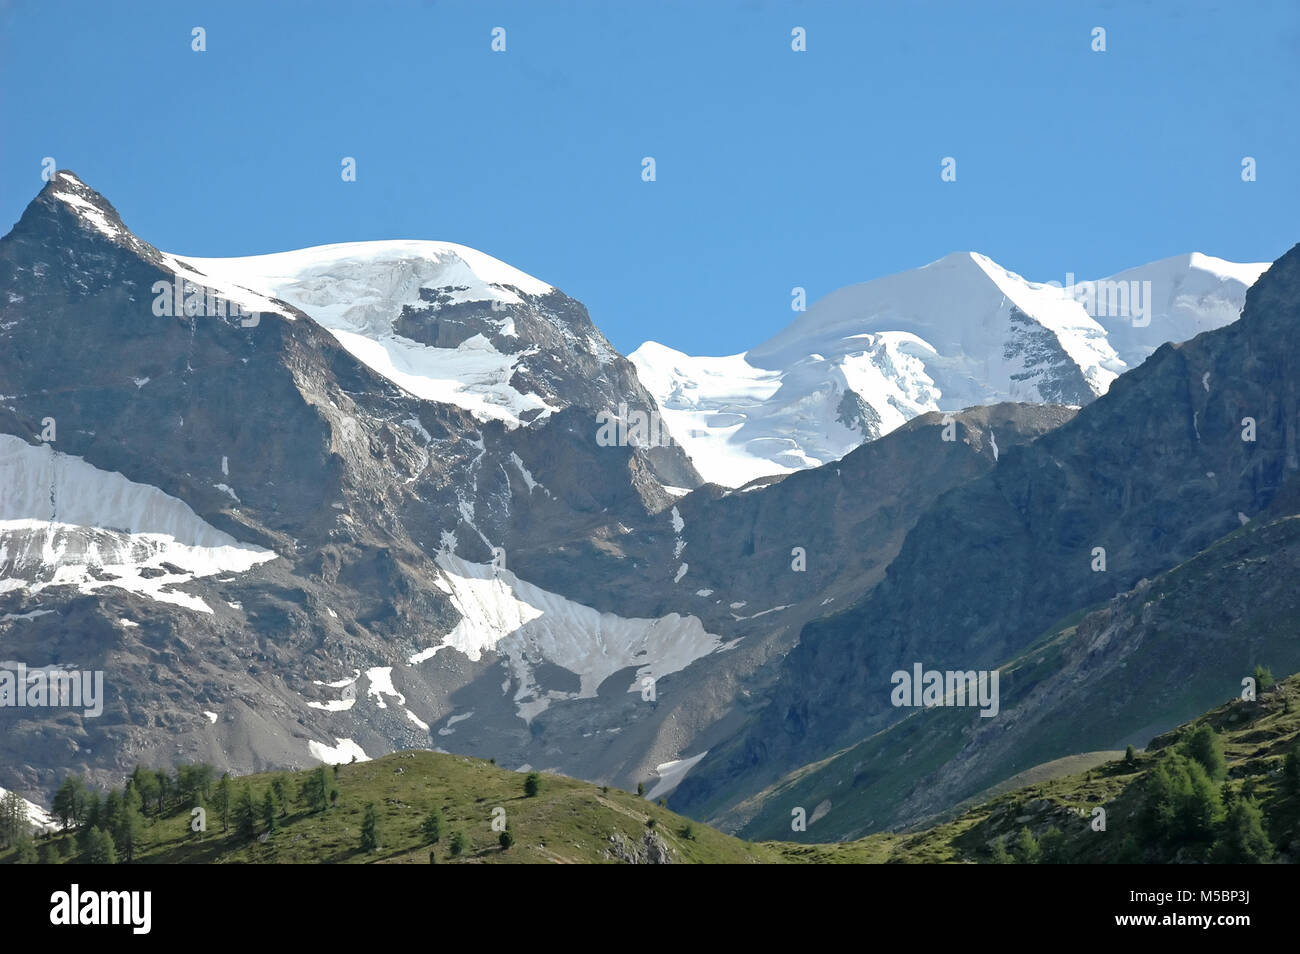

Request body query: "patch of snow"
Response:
[646, 751, 709, 800]
[313, 671, 360, 689]
[52, 188, 120, 240]
[0, 608, 55, 622]
[365, 666, 405, 709]
[308, 737, 371, 765]
[307, 697, 356, 712]
[509, 452, 549, 496]
[408, 552, 724, 722]
[0, 435, 277, 612]
[397, 420, 429, 447]
[437, 711, 474, 736]
[669, 506, 685, 534]
[731, 604, 791, 621]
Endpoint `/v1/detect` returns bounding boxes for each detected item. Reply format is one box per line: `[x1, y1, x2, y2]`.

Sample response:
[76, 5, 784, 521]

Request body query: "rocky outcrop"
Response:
[675, 245, 1300, 821]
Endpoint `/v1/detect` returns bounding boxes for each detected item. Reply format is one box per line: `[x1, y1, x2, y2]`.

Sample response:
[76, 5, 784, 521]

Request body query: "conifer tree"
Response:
[263, 789, 278, 834]
[234, 785, 257, 841]
[422, 807, 444, 845]
[360, 803, 380, 852]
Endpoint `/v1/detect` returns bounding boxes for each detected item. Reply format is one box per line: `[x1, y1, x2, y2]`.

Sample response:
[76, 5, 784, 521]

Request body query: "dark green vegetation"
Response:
[1, 673, 1295, 863]
[834, 673, 1300, 864]
[0, 752, 803, 864]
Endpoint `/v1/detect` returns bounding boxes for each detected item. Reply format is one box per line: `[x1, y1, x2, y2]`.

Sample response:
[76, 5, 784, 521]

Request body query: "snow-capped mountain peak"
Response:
[175, 240, 554, 324]
[632, 249, 1267, 487]
[167, 242, 563, 426]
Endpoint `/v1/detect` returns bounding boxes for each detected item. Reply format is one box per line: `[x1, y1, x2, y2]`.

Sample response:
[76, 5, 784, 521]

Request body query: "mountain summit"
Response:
[632, 250, 1268, 486]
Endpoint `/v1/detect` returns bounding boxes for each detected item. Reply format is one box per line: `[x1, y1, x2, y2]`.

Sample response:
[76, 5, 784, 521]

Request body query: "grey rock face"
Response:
[674, 245, 1300, 821]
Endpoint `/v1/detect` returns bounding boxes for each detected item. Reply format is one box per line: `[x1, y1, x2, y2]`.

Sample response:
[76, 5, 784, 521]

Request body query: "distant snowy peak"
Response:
[45, 170, 128, 239]
[631, 338, 940, 488]
[633, 250, 1266, 487]
[166, 243, 561, 426]
[176, 240, 554, 325]
[1087, 252, 1270, 368]
[750, 250, 1123, 405]
[13, 170, 698, 487]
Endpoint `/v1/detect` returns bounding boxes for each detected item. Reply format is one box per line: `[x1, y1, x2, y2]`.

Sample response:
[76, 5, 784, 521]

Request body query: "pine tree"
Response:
[1038, 827, 1068, 864]
[77, 791, 103, 853]
[234, 785, 257, 842]
[449, 830, 467, 857]
[1214, 797, 1274, 863]
[82, 789, 102, 833]
[360, 803, 380, 852]
[1221, 781, 1237, 810]
[1012, 827, 1041, 863]
[0, 791, 27, 849]
[154, 769, 171, 815]
[123, 779, 143, 814]
[301, 766, 334, 813]
[131, 766, 160, 817]
[1253, 665, 1275, 692]
[214, 773, 232, 832]
[1140, 753, 1223, 854]
[988, 841, 1014, 864]
[498, 828, 514, 850]
[100, 789, 123, 839]
[1284, 748, 1300, 796]
[263, 789, 278, 834]
[179, 763, 215, 806]
[1181, 724, 1227, 781]
[1124, 745, 1136, 766]
[52, 775, 84, 829]
[421, 808, 444, 845]
[13, 831, 38, 864]
[271, 778, 288, 817]
[115, 800, 143, 863]
[524, 772, 541, 797]
[85, 826, 117, 864]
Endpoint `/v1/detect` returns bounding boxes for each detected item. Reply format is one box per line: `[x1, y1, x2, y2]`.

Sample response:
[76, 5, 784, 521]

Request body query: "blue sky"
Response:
[2, 0, 1297, 356]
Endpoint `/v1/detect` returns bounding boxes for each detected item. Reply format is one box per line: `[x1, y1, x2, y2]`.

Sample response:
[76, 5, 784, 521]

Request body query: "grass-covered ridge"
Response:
[3, 673, 1297, 864]
[2, 751, 797, 864]
[839, 670, 1300, 863]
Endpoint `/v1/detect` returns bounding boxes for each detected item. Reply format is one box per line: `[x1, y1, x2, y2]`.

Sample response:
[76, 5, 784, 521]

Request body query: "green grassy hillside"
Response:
[4, 675, 1297, 864]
